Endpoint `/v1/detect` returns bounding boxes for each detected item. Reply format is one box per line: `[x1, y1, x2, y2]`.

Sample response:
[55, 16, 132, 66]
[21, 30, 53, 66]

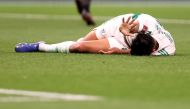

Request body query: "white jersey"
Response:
[137, 14, 175, 55]
[95, 13, 176, 56]
[95, 14, 134, 50]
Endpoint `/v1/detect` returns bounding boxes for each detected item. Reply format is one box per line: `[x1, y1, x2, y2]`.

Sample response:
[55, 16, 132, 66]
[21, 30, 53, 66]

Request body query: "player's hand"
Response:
[99, 48, 121, 54]
[119, 17, 138, 36]
[99, 47, 130, 54]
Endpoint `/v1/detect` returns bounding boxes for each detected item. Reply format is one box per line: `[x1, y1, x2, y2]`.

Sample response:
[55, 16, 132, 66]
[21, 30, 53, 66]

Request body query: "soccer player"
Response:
[15, 13, 176, 56]
[75, 0, 95, 25]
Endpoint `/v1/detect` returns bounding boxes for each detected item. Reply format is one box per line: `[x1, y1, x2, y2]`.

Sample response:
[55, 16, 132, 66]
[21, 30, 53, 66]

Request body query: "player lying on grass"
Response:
[15, 13, 176, 56]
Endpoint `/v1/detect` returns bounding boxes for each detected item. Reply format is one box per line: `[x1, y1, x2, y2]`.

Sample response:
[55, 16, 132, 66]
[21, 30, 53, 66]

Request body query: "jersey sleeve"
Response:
[151, 49, 169, 56]
[137, 19, 146, 32]
[136, 14, 156, 33]
[135, 15, 147, 32]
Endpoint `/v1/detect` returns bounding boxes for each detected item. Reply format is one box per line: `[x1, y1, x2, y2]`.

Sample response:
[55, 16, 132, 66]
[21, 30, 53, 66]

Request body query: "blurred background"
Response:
[0, 0, 189, 2]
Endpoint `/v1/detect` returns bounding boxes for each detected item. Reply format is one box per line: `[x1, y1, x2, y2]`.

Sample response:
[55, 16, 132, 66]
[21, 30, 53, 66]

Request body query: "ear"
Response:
[152, 38, 159, 52]
[152, 48, 156, 52]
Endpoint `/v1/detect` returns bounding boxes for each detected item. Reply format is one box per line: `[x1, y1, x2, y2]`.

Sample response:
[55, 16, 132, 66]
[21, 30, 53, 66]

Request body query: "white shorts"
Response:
[94, 14, 133, 50]
[107, 37, 126, 49]
[95, 14, 133, 39]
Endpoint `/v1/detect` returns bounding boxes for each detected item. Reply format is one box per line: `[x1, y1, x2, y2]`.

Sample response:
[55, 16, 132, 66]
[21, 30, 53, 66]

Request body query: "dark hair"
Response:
[130, 32, 155, 56]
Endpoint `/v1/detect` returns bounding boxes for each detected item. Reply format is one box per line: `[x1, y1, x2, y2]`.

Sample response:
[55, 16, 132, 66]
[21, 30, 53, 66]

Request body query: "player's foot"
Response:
[82, 10, 95, 26]
[15, 41, 45, 52]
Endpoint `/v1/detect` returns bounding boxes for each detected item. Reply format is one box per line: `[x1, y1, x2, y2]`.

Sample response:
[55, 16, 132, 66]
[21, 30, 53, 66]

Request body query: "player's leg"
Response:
[71, 37, 126, 53]
[80, 0, 95, 25]
[15, 37, 125, 54]
[77, 31, 98, 42]
[70, 38, 110, 53]
[39, 39, 109, 53]
[39, 41, 75, 53]
[75, 0, 83, 14]
[15, 39, 109, 54]
[15, 31, 98, 53]
[15, 41, 75, 53]
[75, 0, 91, 14]
[81, 0, 91, 13]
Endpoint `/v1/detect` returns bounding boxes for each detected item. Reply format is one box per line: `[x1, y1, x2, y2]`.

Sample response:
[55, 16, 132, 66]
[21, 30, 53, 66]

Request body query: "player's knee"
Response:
[69, 42, 87, 53]
[77, 37, 84, 42]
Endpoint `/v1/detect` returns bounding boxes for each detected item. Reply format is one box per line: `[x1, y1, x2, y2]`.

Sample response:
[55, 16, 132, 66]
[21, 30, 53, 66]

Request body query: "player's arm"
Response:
[119, 17, 139, 36]
[99, 47, 131, 54]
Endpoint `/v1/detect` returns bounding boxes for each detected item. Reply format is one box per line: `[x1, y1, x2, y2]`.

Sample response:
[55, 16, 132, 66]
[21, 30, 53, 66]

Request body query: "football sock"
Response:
[39, 41, 75, 53]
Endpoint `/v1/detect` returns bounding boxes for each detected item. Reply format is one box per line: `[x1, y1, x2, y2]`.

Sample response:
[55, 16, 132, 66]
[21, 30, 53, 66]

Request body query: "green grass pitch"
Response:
[0, 2, 190, 109]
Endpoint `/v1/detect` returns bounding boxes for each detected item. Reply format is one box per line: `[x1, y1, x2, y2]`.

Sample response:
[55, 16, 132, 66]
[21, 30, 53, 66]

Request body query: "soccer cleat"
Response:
[15, 41, 45, 52]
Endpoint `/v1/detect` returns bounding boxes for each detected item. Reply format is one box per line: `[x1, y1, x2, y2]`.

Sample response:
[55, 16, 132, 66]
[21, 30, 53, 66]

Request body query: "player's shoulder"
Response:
[117, 13, 134, 18]
[119, 13, 155, 21]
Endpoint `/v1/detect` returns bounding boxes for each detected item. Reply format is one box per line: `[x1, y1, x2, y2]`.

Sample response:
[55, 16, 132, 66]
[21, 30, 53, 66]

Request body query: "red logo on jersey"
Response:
[142, 25, 148, 33]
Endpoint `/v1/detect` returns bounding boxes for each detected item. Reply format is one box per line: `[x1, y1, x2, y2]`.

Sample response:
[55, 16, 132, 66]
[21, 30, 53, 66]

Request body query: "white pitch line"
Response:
[159, 18, 190, 25]
[0, 96, 54, 102]
[0, 13, 83, 20]
[0, 88, 102, 101]
[0, 13, 190, 25]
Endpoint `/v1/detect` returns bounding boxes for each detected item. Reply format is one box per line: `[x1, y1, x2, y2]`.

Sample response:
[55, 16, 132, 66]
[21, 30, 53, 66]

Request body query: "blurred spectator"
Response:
[75, 0, 95, 26]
